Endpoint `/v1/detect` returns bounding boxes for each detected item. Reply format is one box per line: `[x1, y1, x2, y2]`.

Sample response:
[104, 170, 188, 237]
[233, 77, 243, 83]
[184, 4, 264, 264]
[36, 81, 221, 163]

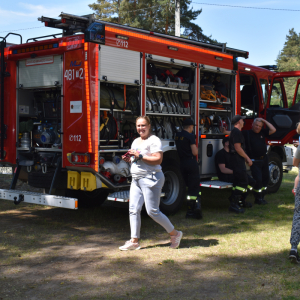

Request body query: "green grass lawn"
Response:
[0, 169, 300, 299]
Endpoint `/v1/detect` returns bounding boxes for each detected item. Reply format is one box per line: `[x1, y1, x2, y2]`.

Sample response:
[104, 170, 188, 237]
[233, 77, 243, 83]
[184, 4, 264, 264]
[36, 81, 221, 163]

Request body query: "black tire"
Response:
[160, 160, 185, 214]
[66, 188, 110, 208]
[268, 152, 283, 193]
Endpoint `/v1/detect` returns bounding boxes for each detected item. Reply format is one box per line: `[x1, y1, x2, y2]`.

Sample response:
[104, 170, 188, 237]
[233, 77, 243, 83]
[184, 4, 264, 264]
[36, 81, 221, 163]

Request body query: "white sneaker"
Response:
[119, 240, 141, 251]
[170, 231, 183, 249]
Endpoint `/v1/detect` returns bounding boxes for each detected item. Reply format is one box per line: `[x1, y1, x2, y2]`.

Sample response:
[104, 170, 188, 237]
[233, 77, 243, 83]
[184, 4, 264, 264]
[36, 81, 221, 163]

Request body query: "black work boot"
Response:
[255, 194, 268, 205]
[186, 200, 196, 218]
[229, 195, 244, 214]
[239, 194, 252, 208]
[193, 197, 203, 219]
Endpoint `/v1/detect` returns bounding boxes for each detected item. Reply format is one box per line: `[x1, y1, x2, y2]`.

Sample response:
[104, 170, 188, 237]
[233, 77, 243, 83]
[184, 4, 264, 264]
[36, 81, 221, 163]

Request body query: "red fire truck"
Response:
[0, 13, 296, 213]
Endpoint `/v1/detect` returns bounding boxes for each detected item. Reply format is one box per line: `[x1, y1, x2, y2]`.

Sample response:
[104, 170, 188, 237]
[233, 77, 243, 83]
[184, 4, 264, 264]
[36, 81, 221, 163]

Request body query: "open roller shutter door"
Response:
[99, 45, 140, 85]
[19, 55, 62, 88]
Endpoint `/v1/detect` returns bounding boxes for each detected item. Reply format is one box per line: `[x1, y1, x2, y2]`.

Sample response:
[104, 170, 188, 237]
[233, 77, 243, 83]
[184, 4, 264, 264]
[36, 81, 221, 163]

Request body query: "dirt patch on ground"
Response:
[0, 174, 299, 300]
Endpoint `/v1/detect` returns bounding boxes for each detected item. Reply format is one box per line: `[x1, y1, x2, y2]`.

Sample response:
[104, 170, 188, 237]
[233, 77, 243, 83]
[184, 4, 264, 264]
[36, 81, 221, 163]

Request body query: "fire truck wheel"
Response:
[267, 152, 283, 194]
[160, 160, 185, 215]
[66, 189, 110, 208]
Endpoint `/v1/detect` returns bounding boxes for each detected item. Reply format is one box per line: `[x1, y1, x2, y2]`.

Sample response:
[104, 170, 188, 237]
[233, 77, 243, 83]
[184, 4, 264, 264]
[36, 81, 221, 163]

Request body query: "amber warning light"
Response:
[12, 43, 58, 54]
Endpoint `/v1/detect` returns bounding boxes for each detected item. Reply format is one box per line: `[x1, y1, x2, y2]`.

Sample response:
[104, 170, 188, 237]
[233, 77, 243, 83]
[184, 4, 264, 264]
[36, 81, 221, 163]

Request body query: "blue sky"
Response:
[1, 1, 300, 67]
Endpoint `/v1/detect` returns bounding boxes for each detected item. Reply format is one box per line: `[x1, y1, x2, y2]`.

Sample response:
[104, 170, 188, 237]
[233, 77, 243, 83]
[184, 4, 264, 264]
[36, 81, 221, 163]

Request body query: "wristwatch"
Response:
[138, 154, 143, 160]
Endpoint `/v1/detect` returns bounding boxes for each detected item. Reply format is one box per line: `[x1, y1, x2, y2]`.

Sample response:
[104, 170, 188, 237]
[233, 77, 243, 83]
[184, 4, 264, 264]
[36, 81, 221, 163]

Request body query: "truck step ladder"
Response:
[200, 180, 233, 189]
[0, 189, 78, 209]
[107, 190, 165, 202]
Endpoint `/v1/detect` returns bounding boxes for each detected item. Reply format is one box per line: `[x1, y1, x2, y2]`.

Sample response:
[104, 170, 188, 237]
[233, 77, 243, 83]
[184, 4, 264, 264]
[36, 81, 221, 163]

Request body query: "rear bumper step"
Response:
[200, 180, 232, 189]
[107, 191, 165, 203]
[0, 189, 78, 209]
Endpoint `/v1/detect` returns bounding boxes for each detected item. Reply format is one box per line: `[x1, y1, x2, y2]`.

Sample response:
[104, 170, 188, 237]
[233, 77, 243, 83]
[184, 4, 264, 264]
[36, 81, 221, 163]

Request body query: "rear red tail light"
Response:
[70, 153, 90, 165]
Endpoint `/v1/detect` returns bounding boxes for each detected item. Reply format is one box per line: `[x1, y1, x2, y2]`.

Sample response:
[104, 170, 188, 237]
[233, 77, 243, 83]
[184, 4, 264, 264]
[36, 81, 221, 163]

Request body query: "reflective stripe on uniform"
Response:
[253, 186, 267, 193]
[187, 195, 197, 200]
[233, 186, 247, 193]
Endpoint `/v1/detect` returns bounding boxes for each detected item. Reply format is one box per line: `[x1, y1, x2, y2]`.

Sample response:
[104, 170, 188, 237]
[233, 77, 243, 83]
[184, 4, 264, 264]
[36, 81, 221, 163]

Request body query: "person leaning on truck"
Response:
[243, 118, 276, 205]
[228, 115, 253, 213]
[119, 116, 183, 251]
[175, 118, 202, 219]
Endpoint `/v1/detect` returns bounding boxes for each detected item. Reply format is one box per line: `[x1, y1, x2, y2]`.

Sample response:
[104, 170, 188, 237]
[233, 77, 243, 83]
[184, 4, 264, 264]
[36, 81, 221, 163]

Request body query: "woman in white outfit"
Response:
[119, 116, 183, 250]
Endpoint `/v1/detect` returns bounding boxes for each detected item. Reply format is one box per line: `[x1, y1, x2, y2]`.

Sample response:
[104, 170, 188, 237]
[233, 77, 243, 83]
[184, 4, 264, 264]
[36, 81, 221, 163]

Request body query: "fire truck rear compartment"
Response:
[18, 88, 62, 149]
[16, 87, 64, 192]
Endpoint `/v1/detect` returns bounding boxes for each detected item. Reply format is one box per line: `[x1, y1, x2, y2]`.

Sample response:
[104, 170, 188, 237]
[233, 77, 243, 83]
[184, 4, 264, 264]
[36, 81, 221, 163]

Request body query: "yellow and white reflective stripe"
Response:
[235, 186, 247, 193]
[187, 195, 197, 200]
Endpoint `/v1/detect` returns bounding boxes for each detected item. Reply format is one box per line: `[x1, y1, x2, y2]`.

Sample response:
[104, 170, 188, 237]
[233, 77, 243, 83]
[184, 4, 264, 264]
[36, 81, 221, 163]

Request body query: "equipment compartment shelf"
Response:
[146, 112, 191, 117]
[146, 85, 189, 92]
[200, 108, 231, 112]
[200, 99, 218, 103]
[100, 108, 132, 113]
[99, 149, 129, 153]
[200, 99, 231, 105]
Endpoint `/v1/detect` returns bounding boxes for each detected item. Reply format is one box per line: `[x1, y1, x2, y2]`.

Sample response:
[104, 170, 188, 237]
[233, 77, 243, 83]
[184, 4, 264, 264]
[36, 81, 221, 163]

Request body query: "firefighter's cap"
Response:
[182, 118, 195, 126]
[231, 114, 246, 124]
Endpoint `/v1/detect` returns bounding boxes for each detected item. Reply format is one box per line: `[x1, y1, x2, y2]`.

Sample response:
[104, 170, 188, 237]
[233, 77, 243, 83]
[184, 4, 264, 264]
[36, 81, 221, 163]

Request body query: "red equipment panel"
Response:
[63, 49, 89, 165]
[2, 60, 17, 164]
[63, 44, 99, 171]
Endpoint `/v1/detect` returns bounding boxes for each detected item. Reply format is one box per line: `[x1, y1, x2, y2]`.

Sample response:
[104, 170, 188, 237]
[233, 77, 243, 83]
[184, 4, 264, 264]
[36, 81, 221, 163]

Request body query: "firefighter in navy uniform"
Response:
[175, 118, 202, 219]
[243, 118, 276, 204]
[228, 115, 254, 213]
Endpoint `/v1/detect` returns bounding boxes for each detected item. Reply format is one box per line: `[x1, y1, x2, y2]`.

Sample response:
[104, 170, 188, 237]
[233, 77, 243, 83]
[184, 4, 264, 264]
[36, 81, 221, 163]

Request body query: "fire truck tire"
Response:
[267, 152, 283, 194]
[66, 189, 110, 208]
[160, 160, 185, 215]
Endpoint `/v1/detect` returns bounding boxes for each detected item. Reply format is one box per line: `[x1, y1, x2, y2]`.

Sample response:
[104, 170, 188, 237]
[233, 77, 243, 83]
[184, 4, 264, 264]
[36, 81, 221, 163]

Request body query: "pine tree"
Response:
[276, 28, 300, 106]
[89, 0, 121, 23]
[88, 0, 216, 43]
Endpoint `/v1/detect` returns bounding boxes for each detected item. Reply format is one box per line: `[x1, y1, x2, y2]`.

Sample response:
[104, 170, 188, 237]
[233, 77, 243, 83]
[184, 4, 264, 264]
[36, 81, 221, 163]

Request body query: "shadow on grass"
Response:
[142, 238, 219, 250]
[0, 171, 297, 255]
[1, 243, 299, 300]
[0, 171, 299, 299]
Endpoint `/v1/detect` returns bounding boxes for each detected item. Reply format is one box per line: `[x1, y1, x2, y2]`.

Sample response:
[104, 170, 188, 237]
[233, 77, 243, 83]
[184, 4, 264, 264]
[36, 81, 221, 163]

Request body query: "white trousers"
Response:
[129, 172, 174, 238]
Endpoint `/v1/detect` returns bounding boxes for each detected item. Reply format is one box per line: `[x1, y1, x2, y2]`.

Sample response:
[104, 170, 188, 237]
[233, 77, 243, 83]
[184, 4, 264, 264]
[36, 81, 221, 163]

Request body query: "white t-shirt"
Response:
[130, 135, 162, 178]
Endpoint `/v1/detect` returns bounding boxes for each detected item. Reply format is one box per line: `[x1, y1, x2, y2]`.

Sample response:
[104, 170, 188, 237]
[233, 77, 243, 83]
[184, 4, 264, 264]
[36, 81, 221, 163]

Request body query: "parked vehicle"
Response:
[0, 13, 296, 212]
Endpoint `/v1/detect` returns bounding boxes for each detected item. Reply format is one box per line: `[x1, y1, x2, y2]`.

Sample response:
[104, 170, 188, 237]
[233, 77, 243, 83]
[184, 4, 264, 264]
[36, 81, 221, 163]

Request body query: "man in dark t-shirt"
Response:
[216, 135, 256, 190]
[243, 118, 276, 205]
[215, 136, 233, 183]
[228, 115, 253, 213]
[175, 118, 201, 219]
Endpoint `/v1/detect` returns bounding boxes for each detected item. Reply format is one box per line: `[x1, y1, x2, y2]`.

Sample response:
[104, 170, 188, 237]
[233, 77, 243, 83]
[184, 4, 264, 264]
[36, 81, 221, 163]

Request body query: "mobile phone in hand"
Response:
[122, 151, 134, 159]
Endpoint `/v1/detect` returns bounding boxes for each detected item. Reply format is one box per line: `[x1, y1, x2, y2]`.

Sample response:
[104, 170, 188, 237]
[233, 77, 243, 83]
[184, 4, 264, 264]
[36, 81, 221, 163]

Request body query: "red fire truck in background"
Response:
[0, 13, 297, 213]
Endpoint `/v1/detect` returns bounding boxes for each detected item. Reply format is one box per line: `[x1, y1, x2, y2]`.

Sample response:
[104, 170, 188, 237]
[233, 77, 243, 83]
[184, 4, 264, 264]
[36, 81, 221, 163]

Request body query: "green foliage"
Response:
[88, 0, 216, 42]
[276, 28, 300, 107]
